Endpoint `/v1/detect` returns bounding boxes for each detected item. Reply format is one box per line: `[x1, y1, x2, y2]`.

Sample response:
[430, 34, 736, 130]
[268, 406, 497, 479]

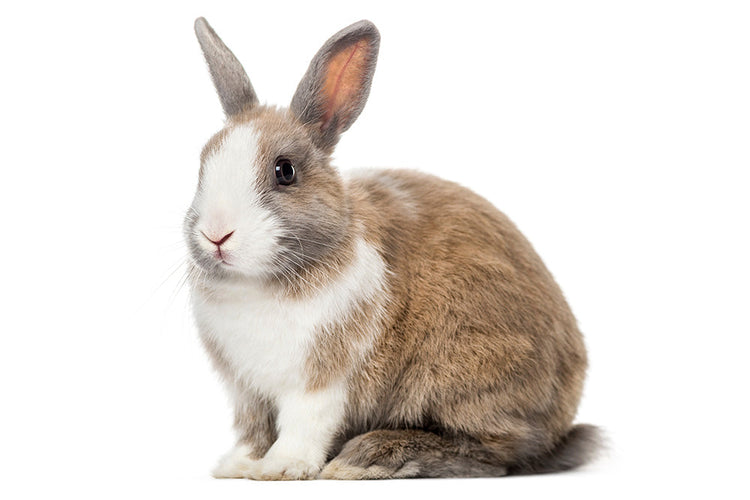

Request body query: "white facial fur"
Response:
[188, 124, 282, 277]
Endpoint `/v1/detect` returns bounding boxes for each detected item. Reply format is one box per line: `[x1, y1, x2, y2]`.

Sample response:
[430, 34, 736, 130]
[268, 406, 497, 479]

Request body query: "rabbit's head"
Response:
[184, 19, 380, 282]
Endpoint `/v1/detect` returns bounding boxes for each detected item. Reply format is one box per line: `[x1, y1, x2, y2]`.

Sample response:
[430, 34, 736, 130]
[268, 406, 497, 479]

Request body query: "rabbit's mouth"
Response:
[212, 246, 231, 265]
[215, 253, 233, 267]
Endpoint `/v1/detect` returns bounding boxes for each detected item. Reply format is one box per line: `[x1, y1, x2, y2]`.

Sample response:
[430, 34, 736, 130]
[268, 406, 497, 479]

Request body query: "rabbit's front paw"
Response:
[212, 444, 261, 478]
[251, 454, 320, 480]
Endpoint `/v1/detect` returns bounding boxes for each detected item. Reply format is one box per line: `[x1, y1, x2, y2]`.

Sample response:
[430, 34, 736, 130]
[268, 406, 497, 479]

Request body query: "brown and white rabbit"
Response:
[184, 17, 600, 480]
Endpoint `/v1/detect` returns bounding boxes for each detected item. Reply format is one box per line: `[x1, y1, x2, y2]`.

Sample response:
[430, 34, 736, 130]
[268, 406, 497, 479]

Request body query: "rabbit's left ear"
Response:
[290, 20, 380, 151]
[195, 17, 258, 117]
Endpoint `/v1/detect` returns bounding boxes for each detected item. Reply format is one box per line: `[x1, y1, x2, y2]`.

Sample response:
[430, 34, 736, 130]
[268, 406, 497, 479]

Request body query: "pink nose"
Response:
[203, 230, 234, 247]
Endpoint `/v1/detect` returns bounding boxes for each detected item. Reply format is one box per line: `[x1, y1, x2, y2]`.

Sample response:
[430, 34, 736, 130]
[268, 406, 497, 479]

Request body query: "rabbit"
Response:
[183, 17, 600, 480]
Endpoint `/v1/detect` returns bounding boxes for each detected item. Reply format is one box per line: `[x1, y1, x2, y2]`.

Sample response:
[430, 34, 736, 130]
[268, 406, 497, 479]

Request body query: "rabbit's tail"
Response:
[508, 424, 603, 475]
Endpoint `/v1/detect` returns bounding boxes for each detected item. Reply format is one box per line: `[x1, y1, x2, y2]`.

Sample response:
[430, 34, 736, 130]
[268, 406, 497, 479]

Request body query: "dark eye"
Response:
[274, 158, 296, 186]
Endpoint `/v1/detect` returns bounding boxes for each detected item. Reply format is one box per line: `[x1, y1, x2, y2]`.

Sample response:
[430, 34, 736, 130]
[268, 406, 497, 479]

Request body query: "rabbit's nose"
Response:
[202, 230, 235, 247]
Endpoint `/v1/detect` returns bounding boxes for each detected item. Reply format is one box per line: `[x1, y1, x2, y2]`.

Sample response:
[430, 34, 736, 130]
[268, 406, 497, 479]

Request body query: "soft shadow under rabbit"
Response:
[184, 17, 600, 480]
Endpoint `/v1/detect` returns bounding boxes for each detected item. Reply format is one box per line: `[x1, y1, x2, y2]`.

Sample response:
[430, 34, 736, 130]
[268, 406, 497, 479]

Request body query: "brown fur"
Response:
[321, 429, 509, 479]
[304, 296, 387, 392]
[232, 390, 277, 459]
[315, 170, 588, 474]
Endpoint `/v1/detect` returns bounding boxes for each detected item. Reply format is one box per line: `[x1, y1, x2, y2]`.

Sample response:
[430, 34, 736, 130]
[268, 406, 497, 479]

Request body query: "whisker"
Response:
[278, 235, 341, 251]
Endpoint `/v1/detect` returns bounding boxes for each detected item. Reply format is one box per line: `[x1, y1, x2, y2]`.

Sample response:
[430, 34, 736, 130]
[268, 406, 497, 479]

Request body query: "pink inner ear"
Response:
[321, 39, 370, 128]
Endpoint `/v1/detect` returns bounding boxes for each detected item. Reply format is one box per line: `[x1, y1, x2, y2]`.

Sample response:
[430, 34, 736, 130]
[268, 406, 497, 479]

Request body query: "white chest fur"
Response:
[191, 238, 387, 399]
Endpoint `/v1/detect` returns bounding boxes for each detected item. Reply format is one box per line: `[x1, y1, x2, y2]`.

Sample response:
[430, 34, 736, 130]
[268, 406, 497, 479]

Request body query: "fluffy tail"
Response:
[508, 424, 603, 475]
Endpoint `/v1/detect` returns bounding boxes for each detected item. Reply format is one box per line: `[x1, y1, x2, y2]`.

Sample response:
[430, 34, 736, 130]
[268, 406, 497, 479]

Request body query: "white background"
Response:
[1, 1, 748, 498]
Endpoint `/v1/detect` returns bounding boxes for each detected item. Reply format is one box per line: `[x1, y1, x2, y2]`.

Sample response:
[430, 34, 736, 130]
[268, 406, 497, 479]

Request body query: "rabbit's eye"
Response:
[274, 158, 296, 186]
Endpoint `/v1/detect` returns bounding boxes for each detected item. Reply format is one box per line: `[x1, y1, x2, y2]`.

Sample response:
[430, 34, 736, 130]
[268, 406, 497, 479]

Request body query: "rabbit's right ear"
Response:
[290, 20, 380, 152]
[194, 17, 258, 117]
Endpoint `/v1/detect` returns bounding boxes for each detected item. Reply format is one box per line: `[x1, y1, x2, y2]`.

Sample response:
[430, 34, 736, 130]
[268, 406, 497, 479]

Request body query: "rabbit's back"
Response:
[337, 168, 587, 455]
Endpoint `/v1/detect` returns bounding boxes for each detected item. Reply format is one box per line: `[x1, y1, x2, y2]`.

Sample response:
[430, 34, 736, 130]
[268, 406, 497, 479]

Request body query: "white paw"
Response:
[212, 444, 261, 478]
[253, 454, 321, 481]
